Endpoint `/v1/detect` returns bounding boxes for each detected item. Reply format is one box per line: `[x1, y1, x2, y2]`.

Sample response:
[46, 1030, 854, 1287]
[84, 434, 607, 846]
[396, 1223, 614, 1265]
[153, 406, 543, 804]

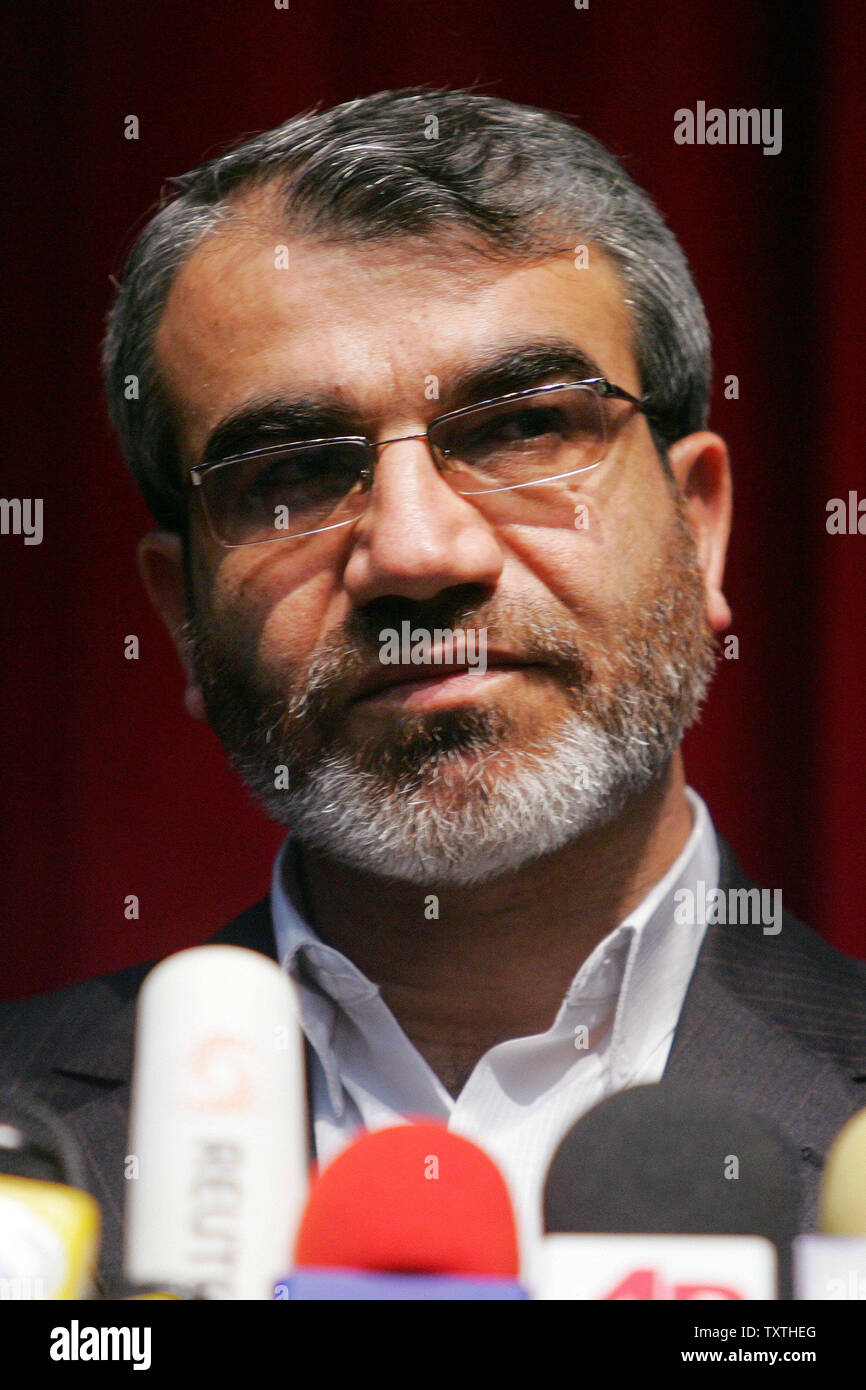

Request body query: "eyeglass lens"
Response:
[199, 384, 608, 546]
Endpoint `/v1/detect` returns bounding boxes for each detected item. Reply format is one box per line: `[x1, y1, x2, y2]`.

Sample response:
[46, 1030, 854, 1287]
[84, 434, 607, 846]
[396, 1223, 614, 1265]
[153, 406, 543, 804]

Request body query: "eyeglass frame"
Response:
[188, 376, 654, 547]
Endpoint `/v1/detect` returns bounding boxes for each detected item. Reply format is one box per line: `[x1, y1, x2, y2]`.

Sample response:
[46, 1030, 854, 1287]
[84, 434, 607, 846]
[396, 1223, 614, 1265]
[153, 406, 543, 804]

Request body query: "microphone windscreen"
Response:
[294, 1121, 519, 1277]
[543, 1083, 801, 1249]
[125, 944, 310, 1300]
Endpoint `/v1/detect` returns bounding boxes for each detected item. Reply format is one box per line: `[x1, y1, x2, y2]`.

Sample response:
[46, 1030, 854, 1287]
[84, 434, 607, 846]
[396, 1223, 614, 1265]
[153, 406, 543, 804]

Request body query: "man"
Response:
[2, 88, 864, 1295]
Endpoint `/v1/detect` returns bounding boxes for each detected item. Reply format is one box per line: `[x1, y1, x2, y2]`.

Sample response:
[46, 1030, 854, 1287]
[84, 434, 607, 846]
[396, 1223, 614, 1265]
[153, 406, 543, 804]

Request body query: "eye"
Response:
[216, 444, 365, 520]
[247, 454, 312, 494]
[489, 406, 565, 442]
[455, 405, 567, 462]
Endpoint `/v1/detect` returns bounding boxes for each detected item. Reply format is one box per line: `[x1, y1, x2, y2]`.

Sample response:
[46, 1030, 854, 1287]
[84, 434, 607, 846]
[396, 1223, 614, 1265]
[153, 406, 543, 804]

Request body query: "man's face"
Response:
[150, 207, 729, 884]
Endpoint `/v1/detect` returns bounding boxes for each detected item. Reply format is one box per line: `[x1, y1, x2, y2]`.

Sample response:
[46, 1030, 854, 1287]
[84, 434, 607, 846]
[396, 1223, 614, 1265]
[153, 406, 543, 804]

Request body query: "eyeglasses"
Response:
[188, 377, 649, 547]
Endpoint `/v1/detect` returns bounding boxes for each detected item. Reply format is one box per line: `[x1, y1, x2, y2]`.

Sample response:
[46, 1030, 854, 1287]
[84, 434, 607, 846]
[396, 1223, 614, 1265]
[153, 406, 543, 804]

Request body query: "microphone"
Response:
[279, 1120, 526, 1298]
[537, 1083, 802, 1299]
[124, 944, 310, 1300]
[0, 1090, 100, 1299]
[818, 1105, 866, 1234]
[793, 1106, 866, 1299]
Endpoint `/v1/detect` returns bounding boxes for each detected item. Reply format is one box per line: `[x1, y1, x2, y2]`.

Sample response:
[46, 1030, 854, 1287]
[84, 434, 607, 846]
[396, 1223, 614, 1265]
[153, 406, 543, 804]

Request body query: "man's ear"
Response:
[137, 531, 206, 720]
[666, 431, 733, 633]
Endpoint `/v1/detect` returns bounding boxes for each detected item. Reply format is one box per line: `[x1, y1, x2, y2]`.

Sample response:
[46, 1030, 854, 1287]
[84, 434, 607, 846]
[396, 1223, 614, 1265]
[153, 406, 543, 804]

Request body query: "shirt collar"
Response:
[270, 787, 719, 1114]
[562, 787, 720, 1089]
[270, 841, 380, 1115]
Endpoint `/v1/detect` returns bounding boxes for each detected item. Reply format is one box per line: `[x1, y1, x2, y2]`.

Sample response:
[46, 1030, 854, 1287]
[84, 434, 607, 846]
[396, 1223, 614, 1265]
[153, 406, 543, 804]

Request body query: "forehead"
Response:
[155, 214, 640, 462]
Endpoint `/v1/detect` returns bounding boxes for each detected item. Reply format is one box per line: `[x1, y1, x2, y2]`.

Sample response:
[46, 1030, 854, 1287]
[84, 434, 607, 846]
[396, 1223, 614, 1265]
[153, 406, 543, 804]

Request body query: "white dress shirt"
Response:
[270, 787, 719, 1267]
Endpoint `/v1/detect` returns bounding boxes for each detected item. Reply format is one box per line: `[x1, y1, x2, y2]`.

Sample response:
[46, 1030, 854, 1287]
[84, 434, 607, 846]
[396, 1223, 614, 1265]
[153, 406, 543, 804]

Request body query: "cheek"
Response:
[494, 508, 629, 628]
[495, 469, 679, 630]
[217, 563, 346, 679]
[189, 529, 314, 657]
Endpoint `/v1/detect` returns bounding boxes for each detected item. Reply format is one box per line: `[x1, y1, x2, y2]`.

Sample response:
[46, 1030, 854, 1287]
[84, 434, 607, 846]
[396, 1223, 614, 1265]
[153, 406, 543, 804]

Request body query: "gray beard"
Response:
[186, 510, 718, 886]
[257, 714, 676, 886]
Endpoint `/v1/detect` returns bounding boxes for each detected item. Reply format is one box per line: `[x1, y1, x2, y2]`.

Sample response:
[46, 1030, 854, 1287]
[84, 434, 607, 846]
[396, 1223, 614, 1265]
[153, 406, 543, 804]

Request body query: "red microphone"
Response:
[277, 1121, 526, 1299]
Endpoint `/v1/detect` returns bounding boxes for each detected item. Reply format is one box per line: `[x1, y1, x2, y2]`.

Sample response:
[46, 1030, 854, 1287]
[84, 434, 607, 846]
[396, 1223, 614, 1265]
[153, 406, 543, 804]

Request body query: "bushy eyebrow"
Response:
[200, 337, 607, 463]
[201, 399, 358, 464]
[439, 339, 606, 409]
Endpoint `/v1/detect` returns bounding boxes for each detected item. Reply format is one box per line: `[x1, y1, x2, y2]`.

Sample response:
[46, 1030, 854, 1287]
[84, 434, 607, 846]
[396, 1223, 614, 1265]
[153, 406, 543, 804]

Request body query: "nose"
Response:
[342, 434, 504, 605]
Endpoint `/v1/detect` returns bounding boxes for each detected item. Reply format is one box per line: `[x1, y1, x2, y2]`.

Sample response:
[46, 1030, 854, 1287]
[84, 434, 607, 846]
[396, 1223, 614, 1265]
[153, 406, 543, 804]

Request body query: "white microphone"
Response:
[124, 944, 309, 1299]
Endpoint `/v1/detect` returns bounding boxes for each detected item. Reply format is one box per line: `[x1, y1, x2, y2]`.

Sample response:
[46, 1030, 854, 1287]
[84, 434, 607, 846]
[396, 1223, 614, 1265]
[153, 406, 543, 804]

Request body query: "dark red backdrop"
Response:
[3, 0, 864, 1001]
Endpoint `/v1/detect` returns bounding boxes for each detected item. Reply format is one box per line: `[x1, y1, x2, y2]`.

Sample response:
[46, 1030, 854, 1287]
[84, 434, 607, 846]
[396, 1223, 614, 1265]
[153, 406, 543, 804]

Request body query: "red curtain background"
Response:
[3, 0, 864, 1001]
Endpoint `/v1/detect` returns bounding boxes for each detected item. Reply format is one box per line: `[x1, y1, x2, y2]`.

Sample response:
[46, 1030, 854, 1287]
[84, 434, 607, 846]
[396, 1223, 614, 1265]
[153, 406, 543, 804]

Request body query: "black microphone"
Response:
[538, 1083, 802, 1299]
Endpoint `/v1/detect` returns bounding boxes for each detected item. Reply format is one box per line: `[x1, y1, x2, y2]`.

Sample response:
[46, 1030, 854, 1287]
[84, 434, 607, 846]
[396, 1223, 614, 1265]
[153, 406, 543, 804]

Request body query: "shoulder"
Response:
[0, 964, 147, 1082]
[0, 897, 275, 1090]
[667, 839, 865, 1226]
[709, 837, 866, 1071]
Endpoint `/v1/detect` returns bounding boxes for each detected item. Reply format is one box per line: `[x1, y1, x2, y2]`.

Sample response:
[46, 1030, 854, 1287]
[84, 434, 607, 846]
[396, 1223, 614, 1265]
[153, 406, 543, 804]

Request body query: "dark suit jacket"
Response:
[1, 839, 864, 1296]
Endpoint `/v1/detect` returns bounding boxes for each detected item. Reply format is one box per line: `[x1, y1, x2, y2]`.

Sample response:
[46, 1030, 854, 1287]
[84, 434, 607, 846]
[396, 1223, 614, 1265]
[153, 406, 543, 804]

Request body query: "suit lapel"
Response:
[56, 900, 278, 1083]
[664, 839, 866, 1225]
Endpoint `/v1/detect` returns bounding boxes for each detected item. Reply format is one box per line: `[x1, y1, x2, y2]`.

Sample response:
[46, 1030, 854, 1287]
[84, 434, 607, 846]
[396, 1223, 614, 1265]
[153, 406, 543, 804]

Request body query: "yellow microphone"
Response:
[819, 1106, 866, 1235]
[0, 1093, 100, 1299]
[792, 1106, 866, 1298]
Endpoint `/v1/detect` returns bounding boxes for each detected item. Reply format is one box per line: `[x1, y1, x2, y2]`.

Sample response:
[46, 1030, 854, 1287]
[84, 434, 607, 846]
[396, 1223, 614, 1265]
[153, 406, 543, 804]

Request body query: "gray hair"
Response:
[102, 86, 711, 533]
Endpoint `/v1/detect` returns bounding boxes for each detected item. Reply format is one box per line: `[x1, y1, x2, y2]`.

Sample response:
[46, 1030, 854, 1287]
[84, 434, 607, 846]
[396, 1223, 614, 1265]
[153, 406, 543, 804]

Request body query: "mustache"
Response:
[294, 585, 595, 717]
[185, 582, 597, 755]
